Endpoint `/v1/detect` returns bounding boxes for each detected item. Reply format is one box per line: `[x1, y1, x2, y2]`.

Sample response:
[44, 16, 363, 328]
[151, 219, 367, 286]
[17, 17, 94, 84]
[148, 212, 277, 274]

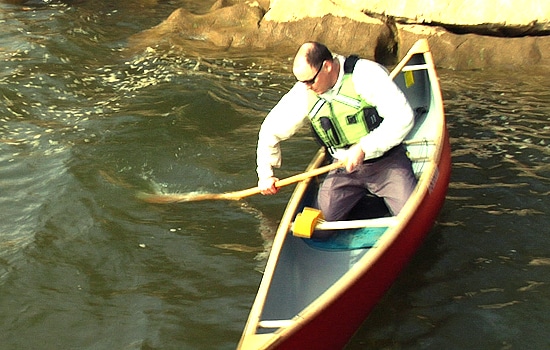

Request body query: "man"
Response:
[256, 42, 417, 221]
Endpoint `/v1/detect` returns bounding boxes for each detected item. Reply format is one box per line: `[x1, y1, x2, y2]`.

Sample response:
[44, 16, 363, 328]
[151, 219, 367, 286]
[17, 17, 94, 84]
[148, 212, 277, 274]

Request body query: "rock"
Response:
[264, 0, 374, 23]
[398, 25, 550, 70]
[129, 0, 265, 51]
[129, 0, 395, 62]
[257, 16, 392, 61]
[128, 0, 550, 71]
[338, 0, 550, 36]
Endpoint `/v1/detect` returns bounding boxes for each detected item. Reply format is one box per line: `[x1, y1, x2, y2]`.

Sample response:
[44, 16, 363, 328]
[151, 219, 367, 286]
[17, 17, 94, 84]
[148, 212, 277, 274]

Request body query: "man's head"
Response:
[293, 42, 339, 94]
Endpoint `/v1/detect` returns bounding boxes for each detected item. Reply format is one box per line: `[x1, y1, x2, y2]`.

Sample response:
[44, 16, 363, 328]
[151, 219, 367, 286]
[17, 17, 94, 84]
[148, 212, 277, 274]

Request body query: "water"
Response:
[0, 2, 549, 349]
[348, 70, 550, 349]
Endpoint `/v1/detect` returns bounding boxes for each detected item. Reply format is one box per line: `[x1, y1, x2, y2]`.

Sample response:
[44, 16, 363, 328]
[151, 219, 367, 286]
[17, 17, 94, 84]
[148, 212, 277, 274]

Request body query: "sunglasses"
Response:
[299, 61, 324, 85]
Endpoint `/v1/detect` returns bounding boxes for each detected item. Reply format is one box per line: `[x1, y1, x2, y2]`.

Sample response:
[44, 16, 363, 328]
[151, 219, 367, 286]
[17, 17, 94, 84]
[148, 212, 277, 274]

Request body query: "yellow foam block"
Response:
[292, 207, 324, 238]
[404, 70, 415, 88]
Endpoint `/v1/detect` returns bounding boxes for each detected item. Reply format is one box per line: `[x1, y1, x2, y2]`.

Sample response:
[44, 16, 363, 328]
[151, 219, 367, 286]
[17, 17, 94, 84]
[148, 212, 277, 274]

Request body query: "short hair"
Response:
[304, 42, 333, 68]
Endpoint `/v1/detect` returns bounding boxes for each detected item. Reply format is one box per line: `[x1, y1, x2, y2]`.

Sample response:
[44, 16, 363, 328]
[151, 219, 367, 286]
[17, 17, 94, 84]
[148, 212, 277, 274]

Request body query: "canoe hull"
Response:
[266, 131, 451, 350]
[238, 39, 451, 350]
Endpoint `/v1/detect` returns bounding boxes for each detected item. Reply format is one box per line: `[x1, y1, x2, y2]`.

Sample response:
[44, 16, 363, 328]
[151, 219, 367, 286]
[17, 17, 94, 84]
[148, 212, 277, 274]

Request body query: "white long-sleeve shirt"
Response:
[256, 55, 414, 179]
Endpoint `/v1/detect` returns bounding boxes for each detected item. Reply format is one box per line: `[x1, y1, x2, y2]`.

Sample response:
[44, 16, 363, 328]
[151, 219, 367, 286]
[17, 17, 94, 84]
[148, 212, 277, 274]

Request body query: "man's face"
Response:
[293, 54, 332, 95]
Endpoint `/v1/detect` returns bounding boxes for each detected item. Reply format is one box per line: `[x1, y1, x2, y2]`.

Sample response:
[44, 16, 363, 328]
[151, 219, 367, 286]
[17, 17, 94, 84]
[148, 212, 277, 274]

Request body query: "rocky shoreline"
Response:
[129, 0, 550, 71]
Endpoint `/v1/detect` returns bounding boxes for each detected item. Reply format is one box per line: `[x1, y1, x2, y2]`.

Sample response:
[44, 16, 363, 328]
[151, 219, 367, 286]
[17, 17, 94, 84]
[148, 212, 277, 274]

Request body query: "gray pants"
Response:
[317, 145, 417, 221]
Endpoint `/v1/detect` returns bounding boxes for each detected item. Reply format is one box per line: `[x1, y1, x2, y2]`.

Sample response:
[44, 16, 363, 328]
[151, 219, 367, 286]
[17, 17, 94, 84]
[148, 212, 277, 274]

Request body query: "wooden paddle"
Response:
[137, 161, 344, 204]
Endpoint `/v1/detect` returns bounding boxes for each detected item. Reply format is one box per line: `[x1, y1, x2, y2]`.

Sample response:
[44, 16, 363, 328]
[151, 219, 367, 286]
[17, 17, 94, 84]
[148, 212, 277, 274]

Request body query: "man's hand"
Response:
[258, 177, 279, 195]
[343, 144, 365, 172]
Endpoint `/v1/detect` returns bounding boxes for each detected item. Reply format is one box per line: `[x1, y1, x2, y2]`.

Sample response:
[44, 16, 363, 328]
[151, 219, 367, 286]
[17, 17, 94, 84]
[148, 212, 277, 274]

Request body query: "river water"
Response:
[0, 1, 549, 349]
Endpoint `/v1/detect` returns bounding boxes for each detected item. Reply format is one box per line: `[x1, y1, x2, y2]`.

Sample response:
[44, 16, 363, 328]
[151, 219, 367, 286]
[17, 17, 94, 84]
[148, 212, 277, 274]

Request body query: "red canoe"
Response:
[238, 39, 452, 350]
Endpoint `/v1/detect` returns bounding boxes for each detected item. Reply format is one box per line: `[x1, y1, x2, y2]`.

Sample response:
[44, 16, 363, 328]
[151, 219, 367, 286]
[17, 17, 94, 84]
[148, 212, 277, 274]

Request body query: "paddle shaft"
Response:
[224, 160, 345, 199]
[139, 161, 344, 203]
[274, 161, 344, 188]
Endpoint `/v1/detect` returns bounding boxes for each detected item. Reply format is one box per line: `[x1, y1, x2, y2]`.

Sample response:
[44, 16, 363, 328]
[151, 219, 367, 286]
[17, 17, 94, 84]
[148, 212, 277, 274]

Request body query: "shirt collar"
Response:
[318, 55, 346, 101]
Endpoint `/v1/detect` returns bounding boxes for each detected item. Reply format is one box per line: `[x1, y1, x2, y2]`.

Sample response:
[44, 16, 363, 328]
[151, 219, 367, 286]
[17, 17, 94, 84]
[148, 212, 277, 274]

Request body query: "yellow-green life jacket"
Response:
[307, 56, 383, 152]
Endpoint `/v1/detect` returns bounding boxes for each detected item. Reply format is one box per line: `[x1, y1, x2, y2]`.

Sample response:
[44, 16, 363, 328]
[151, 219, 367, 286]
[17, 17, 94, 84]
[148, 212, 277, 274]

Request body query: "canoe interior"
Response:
[258, 51, 438, 329]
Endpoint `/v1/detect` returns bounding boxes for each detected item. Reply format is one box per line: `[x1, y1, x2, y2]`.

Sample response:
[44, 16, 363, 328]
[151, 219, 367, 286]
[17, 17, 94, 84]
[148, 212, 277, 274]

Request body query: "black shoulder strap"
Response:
[343, 55, 360, 74]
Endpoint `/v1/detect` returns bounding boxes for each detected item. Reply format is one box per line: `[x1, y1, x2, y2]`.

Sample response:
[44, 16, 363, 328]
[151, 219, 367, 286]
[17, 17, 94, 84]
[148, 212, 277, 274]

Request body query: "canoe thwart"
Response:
[258, 320, 295, 329]
[292, 207, 398, 238]
[316, 216, 398, 230]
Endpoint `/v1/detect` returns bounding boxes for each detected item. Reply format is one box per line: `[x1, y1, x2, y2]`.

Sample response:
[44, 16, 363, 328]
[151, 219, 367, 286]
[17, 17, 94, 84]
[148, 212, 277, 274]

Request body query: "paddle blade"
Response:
[137, 191, 229, 203]
[136, 161, 342, 205]
[136, 188, 259, 203]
